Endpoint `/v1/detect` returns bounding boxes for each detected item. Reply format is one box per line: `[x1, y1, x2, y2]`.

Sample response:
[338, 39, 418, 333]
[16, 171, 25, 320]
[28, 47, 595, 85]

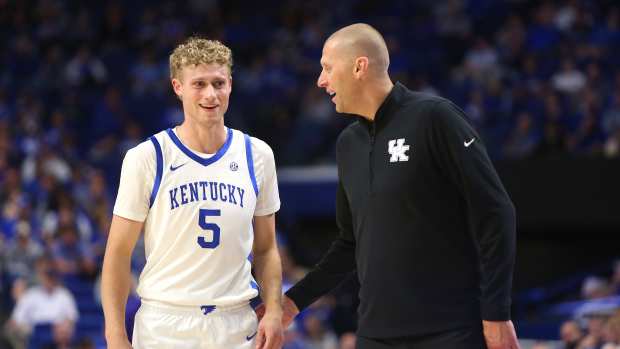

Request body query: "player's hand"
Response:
[281, 295, 299, 328]
[482, 320, 520, 349]
[255, 310, 283, 349]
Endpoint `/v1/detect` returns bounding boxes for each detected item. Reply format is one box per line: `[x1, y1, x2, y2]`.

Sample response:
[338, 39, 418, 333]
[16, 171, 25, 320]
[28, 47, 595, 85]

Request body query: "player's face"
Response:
[317, 40, 355, 114]
[172, 63, 232, 125]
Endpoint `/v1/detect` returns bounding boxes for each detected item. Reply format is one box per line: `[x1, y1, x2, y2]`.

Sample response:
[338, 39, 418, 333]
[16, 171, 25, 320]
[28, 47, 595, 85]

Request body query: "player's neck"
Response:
[176, 121, 227, 154]
[357, 78, 393, 122]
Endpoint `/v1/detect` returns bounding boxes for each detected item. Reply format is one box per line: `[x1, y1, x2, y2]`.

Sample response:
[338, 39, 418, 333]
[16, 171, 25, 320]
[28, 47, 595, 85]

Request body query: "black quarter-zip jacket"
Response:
[286, 83, 516, 338]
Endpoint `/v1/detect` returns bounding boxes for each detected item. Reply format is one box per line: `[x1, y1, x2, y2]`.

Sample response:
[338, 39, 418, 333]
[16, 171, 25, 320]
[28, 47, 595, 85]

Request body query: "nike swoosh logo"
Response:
[464, 138, 475, 147]
[246, 331, 257, 341]
[170, 163, 187, 171]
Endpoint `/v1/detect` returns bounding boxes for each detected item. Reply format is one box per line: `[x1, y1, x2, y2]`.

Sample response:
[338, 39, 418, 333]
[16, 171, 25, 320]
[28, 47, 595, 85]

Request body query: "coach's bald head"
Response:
[317, 23, 393, 119]
[326, 23, 390, 75]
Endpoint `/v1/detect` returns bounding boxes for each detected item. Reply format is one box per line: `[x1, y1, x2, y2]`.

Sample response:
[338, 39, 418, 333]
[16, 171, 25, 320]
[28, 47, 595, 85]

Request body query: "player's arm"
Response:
[252, 215, 284, 349]
[101, 215, 143, 347]
[249, 138, 284, 349]
[101, 143, 153, 348]
[252, 213, 283, 317]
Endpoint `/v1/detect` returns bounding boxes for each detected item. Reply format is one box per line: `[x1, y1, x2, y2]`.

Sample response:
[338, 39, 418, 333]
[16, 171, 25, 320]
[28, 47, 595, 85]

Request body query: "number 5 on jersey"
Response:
[198, 209, 220, 248]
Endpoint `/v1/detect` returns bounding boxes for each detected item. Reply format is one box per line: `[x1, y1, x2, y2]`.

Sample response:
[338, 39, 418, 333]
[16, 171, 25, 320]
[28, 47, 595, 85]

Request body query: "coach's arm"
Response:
[101, 215, 143, 349]
[252, 213, 284, 349]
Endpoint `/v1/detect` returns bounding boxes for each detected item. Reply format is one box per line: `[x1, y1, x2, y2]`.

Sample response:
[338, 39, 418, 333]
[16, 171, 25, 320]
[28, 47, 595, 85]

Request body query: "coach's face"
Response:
[172, 63, 232, 125]
[317, 39, 356, 114]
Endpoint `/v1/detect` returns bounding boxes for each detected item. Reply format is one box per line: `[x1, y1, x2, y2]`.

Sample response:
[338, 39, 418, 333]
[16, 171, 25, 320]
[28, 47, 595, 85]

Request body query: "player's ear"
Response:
[353, 57, 369, 79]
[171, 78, 183, 99]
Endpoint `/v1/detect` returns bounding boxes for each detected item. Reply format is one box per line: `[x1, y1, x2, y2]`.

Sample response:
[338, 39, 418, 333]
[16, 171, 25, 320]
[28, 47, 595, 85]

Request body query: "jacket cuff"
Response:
[480, 302, 511, 321]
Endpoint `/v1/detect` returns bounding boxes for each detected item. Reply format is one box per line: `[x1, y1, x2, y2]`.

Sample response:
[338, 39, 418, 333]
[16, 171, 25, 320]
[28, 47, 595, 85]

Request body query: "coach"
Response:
[280, 23, 520, 349]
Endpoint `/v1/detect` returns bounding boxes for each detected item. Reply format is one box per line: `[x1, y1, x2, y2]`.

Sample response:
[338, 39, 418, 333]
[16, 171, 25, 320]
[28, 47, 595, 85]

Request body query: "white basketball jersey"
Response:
[134, 128, 260, 306]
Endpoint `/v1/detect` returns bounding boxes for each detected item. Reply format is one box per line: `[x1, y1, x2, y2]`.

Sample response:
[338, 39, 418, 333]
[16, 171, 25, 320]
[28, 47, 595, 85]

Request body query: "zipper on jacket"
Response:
[369, 122, 376, 193]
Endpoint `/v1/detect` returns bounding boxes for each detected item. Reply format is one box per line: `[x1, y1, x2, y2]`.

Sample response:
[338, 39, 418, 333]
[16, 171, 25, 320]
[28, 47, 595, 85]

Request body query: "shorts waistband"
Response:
[140, 299, 250, 316]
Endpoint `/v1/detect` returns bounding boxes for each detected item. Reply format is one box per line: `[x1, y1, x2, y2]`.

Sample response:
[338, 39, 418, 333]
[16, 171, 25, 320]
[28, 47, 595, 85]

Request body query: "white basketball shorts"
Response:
[132, 300, 258, 349]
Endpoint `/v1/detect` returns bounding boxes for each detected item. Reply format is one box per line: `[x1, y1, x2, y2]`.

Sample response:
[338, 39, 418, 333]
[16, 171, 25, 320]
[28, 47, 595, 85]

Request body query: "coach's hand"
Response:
[255, 295, 300, 329]
[482, 320, 520, 349]
[255, 310, 283, 349]
[281, 295, 299, 328]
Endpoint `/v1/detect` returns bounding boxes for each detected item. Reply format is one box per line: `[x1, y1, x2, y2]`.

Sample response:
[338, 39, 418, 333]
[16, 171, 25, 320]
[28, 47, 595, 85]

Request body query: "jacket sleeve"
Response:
[427, 100, 517, 321]
[285, 178, 357, 311]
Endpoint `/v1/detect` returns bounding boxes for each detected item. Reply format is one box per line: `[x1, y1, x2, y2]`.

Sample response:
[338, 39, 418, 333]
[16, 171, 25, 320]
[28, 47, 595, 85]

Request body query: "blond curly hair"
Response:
[169, 37, 233, 80]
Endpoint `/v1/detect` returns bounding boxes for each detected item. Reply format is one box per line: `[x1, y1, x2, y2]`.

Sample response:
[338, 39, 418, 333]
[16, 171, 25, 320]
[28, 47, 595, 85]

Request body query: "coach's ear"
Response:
[353, 56, 369, 80]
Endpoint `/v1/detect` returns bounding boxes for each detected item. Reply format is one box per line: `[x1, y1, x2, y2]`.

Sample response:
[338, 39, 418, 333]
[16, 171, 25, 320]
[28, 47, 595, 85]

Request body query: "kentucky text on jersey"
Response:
[169, 181, 246, 210]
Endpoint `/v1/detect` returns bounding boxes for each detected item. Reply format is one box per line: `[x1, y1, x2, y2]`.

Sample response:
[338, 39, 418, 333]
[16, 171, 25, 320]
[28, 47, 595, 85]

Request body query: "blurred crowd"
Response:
[525, 261, 620, 349]
[532, 311, 620, 349]
[1, 0, 620, 348]
[579, 262, 620, 302]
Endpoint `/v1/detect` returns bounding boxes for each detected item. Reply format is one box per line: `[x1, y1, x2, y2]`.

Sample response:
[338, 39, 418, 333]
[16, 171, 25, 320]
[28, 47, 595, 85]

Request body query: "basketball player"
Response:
[101, 37, 284, 349]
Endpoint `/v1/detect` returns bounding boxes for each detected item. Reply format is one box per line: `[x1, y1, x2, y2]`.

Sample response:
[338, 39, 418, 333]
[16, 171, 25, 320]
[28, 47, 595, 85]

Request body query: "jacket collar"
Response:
[361, 82, 408, 128]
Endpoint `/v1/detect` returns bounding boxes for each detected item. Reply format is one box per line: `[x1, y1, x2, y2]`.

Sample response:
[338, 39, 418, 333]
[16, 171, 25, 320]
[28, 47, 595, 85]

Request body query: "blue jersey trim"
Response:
[244, 133, 259, 197]
[250, 280, 259, 290]
[166, 128, 233, 167]
[149, 136, 163, 208]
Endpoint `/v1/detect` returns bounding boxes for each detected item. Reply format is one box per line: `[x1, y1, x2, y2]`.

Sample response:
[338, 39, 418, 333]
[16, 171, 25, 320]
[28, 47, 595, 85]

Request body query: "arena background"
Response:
[0, 0, 619, 348]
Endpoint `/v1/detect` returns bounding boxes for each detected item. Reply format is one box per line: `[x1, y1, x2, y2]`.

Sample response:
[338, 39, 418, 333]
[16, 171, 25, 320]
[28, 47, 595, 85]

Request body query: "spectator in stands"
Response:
[504, 112, 540, 158]
[284, 87, 336, 164]
[3, 221, 43, 301]
[582, 276, 612, 300]
[530, 341, 553, 349]
[75, 337, 97, 349]
[51, 225, 96, 279]
[300, 310, 338, 349]
[280, 324, 306, 349]
[41, 193, 93, 243]
[552, 59, 586, 95]
[52, 320, 75, 349]
[602, 90, 620, 137]
[558, 320, 583, 349]
[130, 50, 167, 97]
[3, 256, 78, 348]
[338, 332, 356, 349]
[610, 261, 620, 295]
[603, 129, 620, 158]
[566, 111, 605, 155]
[537, 93, 569, 156]
[463, 37, 500, 83]
[554, 0, 578, 32]
[3, 221, 42, 277]
[278, 235, 308, 290]
[531, 342, 552, 349]
[463, 89, 486, 130]
[602, 312, 620, 349]
[64, 45, 108, 88]
[578, 314, 608, 349]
